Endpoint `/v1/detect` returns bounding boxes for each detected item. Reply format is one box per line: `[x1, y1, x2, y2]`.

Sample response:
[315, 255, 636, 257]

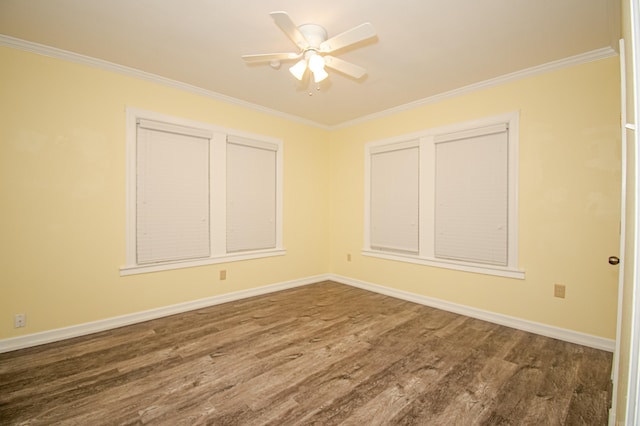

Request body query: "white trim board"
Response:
[330, 274, 615, 352]
[0, 35, 616, 130]
[0, 275, 329, 354]
[333, 47, 618, 130]
[0, 35, 326, 130]
[0, 274, 614, 354]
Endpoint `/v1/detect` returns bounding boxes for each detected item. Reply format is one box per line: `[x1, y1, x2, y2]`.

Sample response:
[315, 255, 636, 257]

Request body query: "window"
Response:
[122, 108, 284, 275]
[369, 141, 420, 254]
[364, 112, 523, 279]
[135, 119, 212, 265]
[226, 136, 278, 253]
[434, 124, 509, 266]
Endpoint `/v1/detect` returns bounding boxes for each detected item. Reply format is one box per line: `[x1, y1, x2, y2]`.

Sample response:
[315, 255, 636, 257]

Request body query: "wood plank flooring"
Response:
[0, 281, 612, 425]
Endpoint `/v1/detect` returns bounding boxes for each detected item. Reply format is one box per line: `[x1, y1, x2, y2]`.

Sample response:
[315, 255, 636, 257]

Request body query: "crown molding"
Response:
[332, 47, 618, 130]
[1, 34, 617, 131]
[0, 34, 330, 130]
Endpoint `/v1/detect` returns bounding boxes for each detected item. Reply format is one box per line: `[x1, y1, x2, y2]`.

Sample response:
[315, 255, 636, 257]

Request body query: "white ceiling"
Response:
[0, 0, 620, 127]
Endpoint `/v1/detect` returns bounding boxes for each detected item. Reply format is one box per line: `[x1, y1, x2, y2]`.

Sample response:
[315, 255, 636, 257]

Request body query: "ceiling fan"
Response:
[242, 11, 376, 83]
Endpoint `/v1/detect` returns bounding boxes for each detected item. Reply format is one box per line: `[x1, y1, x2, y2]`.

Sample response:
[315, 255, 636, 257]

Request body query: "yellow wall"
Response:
[330, 57, 621, 339]
[0, 46, 331, 338]
[0, 44, 622, 343]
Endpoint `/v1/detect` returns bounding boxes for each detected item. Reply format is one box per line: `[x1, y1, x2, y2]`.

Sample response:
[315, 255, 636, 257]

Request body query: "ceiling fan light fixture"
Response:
[289, 59, 307, 80]
[312, 67, 329, 83]
[244, 12, 376, 84]
[308, 53, 328, 83]
[307, 53, 324, 72]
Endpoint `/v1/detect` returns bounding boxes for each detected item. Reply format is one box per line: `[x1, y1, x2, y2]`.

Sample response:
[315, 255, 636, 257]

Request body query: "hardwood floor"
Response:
[0, 281, 612, 425]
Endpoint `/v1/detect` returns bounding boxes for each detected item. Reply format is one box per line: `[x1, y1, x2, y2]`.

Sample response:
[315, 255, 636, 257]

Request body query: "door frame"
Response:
[610, 38, 628, 424]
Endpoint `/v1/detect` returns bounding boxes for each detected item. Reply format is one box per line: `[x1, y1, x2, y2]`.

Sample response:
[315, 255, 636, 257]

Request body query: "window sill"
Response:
[362, 250, 525, 280]
[120, 248, 286, 276]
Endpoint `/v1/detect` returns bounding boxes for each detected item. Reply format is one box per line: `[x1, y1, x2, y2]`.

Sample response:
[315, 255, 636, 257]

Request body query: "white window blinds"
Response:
[434, 124, 509, 265]
[136, 120, 211, 264]
[123, 108, 286, 276]
[370, 142, 420, 254]
[226, 136, 278, 253]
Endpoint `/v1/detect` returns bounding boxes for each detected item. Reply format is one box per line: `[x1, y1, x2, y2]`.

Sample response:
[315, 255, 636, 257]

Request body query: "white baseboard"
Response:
[329, 274, 615, 352]
[0, 274, 330, 354]
[0, 273, 614, 353]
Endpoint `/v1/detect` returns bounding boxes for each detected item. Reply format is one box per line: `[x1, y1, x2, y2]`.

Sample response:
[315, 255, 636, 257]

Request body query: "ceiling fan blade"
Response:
[242, 52, 301, 63]
[319, 23, 376, 53]
[270, 11, 309, 50]
[324, 55, 367, 79]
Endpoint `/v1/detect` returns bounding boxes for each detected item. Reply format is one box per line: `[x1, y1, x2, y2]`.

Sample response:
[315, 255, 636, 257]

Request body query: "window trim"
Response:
[121, 107, 285, 276]
[363, 111, 525, 280]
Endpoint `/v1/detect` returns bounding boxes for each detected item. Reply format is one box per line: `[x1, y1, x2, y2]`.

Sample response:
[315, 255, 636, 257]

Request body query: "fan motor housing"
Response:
[298, 24, 328, 49]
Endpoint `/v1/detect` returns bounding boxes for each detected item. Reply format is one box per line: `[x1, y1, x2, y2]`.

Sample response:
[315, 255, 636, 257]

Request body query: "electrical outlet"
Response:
[347, 253, 352, 262]
[14, 313, 26, 328]
[220, 270, 227, 280]
[554, 284, 566, 299]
